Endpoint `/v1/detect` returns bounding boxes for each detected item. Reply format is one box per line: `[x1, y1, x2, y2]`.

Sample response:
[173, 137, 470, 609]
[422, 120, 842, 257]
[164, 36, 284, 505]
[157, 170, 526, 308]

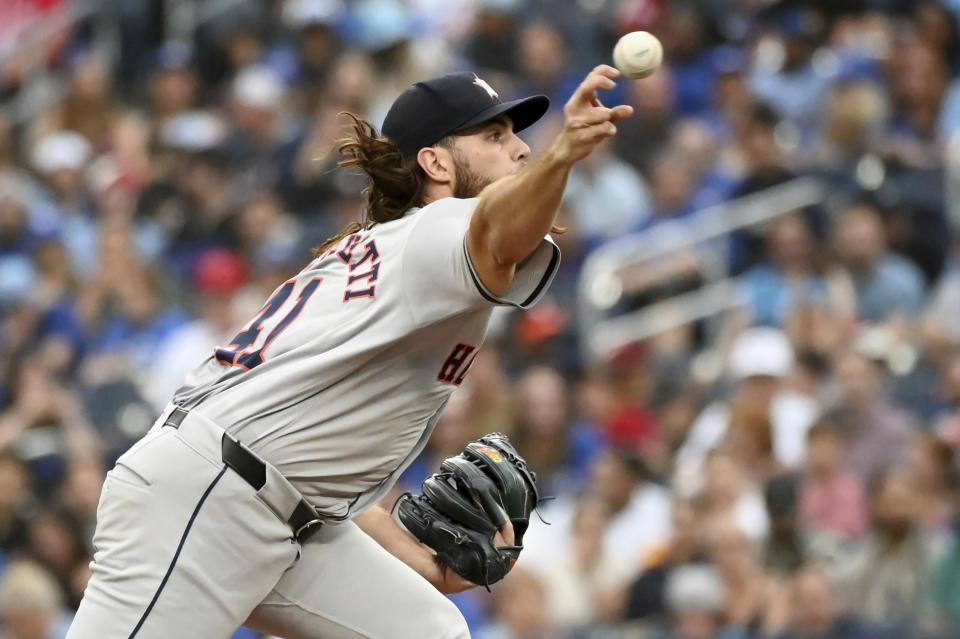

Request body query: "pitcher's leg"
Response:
[68, 431, 298, 639]
[245, 520, 470, 639]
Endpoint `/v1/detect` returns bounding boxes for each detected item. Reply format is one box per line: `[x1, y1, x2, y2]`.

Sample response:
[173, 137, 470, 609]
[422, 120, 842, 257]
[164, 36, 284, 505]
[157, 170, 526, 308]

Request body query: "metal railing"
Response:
[577, 177, 828, 364]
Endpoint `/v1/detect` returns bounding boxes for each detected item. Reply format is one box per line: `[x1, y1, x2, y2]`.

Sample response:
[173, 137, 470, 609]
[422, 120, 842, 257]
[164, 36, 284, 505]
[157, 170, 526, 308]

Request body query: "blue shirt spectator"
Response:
[749, 10, 833, 147]
[740, 264, 827, 327]
[834, 201, 926, 322]
[850, 254, 927, 322]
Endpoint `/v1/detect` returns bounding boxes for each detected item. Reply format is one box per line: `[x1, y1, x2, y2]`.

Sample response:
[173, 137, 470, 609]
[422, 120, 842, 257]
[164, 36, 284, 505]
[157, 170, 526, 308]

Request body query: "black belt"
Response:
[163, 407, 323, 543]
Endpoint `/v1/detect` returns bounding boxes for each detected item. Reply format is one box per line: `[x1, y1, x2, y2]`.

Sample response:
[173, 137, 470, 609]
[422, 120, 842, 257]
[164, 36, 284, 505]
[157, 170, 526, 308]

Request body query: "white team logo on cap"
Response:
[472, 74, 498, 100]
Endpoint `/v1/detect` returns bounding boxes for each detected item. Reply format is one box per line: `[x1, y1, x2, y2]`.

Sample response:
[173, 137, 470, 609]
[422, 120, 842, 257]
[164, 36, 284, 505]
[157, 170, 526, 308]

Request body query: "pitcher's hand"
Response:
[551, 65, 634, 165]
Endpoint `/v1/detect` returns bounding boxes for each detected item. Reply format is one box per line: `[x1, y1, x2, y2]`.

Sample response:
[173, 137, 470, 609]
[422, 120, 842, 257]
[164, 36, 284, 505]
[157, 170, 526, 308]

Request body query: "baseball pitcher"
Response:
[67, 65, 633, 638]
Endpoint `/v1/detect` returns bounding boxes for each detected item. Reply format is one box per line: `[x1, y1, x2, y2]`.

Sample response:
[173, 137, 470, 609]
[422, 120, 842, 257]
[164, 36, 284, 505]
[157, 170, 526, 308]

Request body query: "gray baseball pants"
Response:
[66, 408, 469, 639]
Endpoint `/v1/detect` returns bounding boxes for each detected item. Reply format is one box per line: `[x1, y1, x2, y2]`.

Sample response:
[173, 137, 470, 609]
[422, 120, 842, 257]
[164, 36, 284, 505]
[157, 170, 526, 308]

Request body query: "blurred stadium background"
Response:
[4, 0, 960, 637]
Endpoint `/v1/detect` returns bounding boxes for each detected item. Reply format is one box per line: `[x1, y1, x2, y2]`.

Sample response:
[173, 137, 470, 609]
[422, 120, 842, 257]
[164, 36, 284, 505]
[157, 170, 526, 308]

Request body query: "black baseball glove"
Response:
[396, 432, 539, 588]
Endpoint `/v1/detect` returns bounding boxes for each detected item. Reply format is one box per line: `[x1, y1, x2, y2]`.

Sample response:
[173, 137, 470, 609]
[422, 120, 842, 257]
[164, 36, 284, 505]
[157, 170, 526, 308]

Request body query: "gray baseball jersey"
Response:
[172, 196, 559, 520]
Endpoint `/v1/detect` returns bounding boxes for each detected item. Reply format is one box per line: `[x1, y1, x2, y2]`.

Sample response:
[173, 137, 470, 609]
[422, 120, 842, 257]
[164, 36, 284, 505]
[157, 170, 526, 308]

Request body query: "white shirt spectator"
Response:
[520, 482, 673, 584]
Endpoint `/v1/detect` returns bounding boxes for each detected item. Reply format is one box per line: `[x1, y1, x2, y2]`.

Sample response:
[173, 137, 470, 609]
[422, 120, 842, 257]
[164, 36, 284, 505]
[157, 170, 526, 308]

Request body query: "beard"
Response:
[451, 154, 495, 199]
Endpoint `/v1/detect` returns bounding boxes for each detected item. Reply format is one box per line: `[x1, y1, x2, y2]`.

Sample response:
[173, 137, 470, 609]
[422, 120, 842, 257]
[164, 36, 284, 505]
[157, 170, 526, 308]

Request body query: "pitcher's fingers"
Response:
[500, 521, 515, 547]
[440, 562, 478, 592]
[609, 104, 635, 123]
[572, 72, 617, 106]
[579, 121, 618, 141]
[591, 64, 621, 78]
[575, 66, 620, 107]
[571, 106, 616, 127]
[596, 121, 619, 138]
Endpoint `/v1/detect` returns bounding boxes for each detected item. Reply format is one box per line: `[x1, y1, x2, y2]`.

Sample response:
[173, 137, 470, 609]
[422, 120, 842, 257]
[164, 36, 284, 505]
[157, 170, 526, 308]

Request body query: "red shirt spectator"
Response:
[799, 422, 869, 537]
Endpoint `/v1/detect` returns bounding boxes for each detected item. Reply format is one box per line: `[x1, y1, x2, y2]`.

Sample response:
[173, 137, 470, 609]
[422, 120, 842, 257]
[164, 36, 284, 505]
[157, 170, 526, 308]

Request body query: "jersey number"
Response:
[214, 277, 322, 370]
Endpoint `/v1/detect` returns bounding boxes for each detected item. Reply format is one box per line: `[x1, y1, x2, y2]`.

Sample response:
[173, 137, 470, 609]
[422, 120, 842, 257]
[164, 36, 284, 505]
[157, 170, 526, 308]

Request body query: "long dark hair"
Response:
[314, 112, 430, 254]
[315, 111, 565, 255]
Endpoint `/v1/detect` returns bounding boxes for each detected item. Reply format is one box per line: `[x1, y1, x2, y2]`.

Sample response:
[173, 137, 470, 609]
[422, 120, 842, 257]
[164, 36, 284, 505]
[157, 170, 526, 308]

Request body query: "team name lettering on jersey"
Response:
[343, 239, 381, 301]
[437, 342, 478, 386]
[324, 233, 382, 302]
[336, 234, 363, 263]
[313, 233, 383, 301]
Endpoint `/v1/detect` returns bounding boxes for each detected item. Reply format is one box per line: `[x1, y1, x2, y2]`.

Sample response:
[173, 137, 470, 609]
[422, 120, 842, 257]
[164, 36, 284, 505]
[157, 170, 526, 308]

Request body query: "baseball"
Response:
[612, 31, 663, 79]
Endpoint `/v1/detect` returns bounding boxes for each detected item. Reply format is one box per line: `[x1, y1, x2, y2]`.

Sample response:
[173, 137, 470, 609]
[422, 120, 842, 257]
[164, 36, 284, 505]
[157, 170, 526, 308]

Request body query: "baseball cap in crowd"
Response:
[32, 131, 92, 174]
[727, 326, 794, 380]
[382, 72, 549, 158]
[232, 65, 287, 110]
[153, 40, 194, 72]
[160, 111, 227, 152]
[711, 44, 747, 75]
[348, 0, 417, 51]
[193, 248, 249, 296]
[0, 257, 37, 307]
[283, 0, 344, 28]
[776, 8, 824, 42]
[665, 564, 726, 614]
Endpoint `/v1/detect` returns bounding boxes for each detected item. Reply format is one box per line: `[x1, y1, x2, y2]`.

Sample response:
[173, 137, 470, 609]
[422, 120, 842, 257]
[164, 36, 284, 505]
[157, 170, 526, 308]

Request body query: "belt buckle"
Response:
[295, 518, 323, 543]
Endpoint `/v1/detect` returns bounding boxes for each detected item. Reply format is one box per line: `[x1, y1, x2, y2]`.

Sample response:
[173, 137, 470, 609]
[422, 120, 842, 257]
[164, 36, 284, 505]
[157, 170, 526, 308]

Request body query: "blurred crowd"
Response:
[5, 0, 960, 638]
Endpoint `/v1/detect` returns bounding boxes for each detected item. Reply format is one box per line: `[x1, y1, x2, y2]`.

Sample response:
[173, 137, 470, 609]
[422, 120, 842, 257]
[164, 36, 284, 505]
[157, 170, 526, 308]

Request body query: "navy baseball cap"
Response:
[382, 72, 549, 158]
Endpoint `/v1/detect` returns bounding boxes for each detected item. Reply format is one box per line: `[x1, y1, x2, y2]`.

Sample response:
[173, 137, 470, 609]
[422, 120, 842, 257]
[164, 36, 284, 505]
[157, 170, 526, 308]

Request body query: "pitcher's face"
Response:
[446, 116, 531, 198]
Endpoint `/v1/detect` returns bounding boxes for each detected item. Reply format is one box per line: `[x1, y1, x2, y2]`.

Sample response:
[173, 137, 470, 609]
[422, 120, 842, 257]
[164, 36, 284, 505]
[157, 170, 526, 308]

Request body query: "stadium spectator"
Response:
[768, 564, 903, 639]
[656, 564, 733, 639]
[830, 349, 916, 483]
[762, 474, 806, 576]
[0, 452, 32, 556]
[674, 327, 819, 495]
[474, 566, 559, 639]
[749, 9, 831, 146]
[838, 470, 940, 630]
[798, 421, 869, 539]
[564, 142, 651, 246]
[902, 434, 956, 535]
[832, 200, 927, 322]
[705, 520, 773, 633]
[523, 448, 671, 586]
[531, 498, 627, 632]
[738, 212, 836, 329]
[146, 41, 199, 127]
[929, 503, 960, 636]
[510, 365, 605, 498]
[30, 55, 121, 154]
[700, 448, 769, 543]
[622, 498, 706, 624]
[0, 559, 72, 639]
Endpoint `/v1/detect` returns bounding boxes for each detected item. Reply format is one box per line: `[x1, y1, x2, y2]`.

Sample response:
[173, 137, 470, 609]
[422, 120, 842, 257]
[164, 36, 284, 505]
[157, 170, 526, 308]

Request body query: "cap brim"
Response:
[451, 95, 550, 136]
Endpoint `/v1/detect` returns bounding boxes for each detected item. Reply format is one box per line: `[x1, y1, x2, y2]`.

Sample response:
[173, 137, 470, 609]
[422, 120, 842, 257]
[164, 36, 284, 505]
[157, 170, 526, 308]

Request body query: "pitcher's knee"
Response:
[418, 596, 470, 639]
